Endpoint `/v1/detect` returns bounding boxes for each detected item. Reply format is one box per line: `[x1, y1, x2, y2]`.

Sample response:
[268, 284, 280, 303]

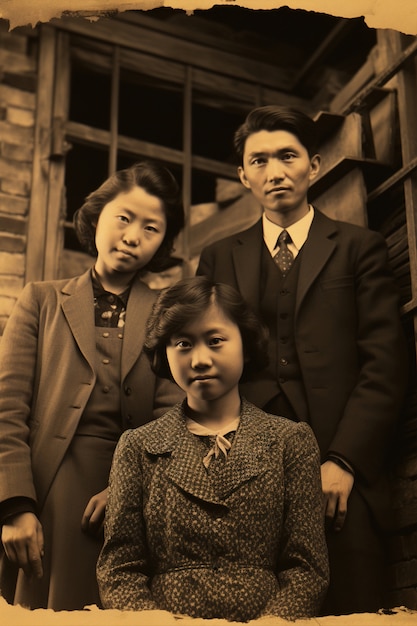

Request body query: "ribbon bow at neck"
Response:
[186, 417, 240, 468]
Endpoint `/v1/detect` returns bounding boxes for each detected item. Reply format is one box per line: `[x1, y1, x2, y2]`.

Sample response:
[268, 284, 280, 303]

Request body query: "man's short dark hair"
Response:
[234, 105, 319, 164]
[144, 276, 269, 383]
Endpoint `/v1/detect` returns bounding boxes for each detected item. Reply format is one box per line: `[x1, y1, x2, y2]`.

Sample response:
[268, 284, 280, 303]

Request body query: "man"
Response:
[196, 105, 407, 615]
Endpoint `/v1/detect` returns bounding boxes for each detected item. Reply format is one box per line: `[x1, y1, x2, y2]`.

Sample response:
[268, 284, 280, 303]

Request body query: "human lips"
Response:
[115, 248, 137, 259]
[191, 375, 216, 383]
[266, 186, 290, 194]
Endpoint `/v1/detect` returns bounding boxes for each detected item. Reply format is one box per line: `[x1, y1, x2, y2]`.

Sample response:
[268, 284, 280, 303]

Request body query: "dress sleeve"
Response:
[96, 429, 158, 610]
[263, 423, 329, 619]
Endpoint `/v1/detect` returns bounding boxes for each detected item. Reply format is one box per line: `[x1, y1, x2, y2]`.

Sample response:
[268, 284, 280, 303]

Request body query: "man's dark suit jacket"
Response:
[197, 209, 407, 524]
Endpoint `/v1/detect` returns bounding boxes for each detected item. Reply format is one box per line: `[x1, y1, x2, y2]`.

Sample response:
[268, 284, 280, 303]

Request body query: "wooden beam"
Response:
[43, 30, 70, 281]
[291, 19, 353, 90]
[25, 24, 56, 282]
[51, 16, 293, 93]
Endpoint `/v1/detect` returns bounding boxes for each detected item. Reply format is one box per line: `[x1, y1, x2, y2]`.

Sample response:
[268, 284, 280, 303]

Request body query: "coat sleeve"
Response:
[96, 429, 158, 610]
[152, 376, 184, 420]
[262, 423, 329, 620]
[327, 230, 407, 484]
[0, 283, 40, 504]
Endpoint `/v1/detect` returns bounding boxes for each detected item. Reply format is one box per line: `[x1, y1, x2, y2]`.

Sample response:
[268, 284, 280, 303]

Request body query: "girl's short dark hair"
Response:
[73, 160, 184, 273]
[144, 276, 269, 383]
[234, 105, 319, 164]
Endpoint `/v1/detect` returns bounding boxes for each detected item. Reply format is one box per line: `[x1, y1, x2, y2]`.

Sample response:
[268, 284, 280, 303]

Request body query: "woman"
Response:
[0, 160, 185, 610]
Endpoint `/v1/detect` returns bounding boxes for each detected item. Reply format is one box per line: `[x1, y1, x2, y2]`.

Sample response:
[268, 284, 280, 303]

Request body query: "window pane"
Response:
[69, 56, 112, 131]
[64, 142, 109, 252]
[118, 69, 183, 150]
[192, 91, 245, 162]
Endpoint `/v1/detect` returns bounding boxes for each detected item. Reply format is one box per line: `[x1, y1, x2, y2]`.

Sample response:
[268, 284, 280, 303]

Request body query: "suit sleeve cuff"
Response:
[326, 453, 355, 476]
[0, 497, 37, 526]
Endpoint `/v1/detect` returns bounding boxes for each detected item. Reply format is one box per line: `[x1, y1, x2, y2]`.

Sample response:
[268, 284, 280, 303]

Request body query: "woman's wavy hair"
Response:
[144, 276, 269, 383]
[73, 160, 184, 273]
[234, 105, 319, 165]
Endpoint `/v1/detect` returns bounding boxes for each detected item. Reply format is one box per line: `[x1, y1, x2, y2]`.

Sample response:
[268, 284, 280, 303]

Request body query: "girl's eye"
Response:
[145, 225, 159, 233]
[117, 215, 129, 223]
[208, 337, 224, 346]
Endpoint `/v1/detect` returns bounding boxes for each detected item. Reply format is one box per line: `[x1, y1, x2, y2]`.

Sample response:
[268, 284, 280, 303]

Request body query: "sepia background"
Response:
[0, 1, 416, 622]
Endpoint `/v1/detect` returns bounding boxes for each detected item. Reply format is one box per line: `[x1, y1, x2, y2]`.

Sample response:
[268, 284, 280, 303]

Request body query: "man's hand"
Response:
[81, 487, 108, 535]
[321, 460, 354, 532]
[1, 512, 44, 578]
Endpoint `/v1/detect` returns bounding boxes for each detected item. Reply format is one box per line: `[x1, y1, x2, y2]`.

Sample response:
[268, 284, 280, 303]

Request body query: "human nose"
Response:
[266, 158, 285, 182]
[191, 344, 212, 369]
[122, 225, 140, 246]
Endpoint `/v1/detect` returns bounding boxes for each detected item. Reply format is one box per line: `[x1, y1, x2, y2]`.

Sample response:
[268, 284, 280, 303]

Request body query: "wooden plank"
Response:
[51, 16, 294, 93]
[316, 112, 363, 180]
[65, 120, 239, 179]
[44, 31, 70, 281]
[109, 46, 119, 175]
[25, 24, 56, 283]
[382, 31, 417, 360]
[189, 191, 261, 258]
[313, 169, 368, 227]
[181, 66, 192, 266]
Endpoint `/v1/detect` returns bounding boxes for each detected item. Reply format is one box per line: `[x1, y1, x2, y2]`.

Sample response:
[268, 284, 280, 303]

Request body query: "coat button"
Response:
[103, 386, 110, 393]
[124, 387, 132, 396]
[126, 414, 132, 423]
[280, 357, 288, 366]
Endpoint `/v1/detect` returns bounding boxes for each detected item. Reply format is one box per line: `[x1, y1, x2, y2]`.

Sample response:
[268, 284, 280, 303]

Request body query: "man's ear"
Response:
[309, 154, 321, 183]
[238, 166, 251, 190]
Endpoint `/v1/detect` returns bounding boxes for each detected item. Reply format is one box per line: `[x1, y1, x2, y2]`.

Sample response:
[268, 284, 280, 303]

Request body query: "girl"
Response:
[0, 161, 185, 610]
[97, 276, 329, 622]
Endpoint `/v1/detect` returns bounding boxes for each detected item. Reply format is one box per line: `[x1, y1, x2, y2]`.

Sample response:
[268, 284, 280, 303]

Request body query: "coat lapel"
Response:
[61, 269, 96, 370]
[232, 220, 264, 314]
[143, 404, 222, 506]
[210, 400, 271, 500]
[296, 210, 338, 315]
[121, 276, 156, 381]
[143, 401, 272, 505]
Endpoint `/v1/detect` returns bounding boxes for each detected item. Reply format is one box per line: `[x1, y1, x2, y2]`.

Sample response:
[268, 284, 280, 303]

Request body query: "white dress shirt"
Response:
[263, 206, 315, 258]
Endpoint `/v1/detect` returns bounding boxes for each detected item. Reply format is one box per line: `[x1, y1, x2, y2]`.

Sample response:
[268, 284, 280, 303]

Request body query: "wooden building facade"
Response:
[0, 7, 416, 609]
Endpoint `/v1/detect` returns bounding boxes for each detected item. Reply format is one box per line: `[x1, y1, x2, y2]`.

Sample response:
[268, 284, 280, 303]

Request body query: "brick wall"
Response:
[0, 22, 37, 335]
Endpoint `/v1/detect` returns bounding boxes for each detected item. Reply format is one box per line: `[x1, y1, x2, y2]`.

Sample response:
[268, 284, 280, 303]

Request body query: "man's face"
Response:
[238, 129, 320, 225]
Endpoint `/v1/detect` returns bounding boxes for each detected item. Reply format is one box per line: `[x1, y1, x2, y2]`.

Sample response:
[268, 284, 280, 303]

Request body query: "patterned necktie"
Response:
[274, 230, 294, 277]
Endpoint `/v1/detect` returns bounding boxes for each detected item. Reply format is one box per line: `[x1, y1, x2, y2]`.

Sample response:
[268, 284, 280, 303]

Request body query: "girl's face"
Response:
[94, 185, 167, 282]
[166, 302, 245, 411]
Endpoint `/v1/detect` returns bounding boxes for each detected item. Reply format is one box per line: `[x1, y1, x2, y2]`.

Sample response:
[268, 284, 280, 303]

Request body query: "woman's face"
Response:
[166, 302, 244, 411]
[94, 185, 167, 283]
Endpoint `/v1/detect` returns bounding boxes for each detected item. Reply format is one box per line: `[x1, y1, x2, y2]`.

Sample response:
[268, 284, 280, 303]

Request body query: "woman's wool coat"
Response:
[97, 399, 329, 622]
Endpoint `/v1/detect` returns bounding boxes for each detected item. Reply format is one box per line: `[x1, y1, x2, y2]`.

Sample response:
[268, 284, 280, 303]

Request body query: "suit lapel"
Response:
[61, 270, 96, 370]
[232, 220, 264, 314]
[121, 276, 156, 381]
[296, 210, 338, 314]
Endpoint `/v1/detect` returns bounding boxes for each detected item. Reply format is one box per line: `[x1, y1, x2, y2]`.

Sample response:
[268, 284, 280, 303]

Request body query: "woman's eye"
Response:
[145, 225, 159, 233]
[117, 215, 129, 223]
[175, 340, 191, 349]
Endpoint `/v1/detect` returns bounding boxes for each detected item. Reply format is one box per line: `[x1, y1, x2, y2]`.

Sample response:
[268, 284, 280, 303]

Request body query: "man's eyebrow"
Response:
[247, 146, 300, 158]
